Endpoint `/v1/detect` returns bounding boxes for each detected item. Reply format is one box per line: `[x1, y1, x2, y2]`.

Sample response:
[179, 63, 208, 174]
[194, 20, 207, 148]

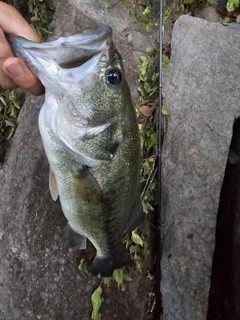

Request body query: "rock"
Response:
[0, 1, 157, 319]
[195, 6, 221, 22]
[161, 15, 240, 320]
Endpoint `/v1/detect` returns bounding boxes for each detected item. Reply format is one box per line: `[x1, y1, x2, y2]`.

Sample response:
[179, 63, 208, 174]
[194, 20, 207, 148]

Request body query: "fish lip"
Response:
[62, 26, 113, 45]
[39, 26, 112, 49]
[9, 26, 113, 48]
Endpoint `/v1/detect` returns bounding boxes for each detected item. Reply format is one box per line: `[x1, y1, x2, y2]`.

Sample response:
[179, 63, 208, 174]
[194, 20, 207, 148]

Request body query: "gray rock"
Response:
[161, 15, 240, 320]
[0, 1, 156, 319]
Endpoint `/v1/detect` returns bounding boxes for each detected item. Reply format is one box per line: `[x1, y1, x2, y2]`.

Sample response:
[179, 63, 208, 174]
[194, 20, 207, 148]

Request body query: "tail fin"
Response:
[91, 247, 132, 277]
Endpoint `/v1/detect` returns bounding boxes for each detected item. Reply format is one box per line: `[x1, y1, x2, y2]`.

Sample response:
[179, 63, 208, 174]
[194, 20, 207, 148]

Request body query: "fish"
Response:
[7, 26, 142, 277]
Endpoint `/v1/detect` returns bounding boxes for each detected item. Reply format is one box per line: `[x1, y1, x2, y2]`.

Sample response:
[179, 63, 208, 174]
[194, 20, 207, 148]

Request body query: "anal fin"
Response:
[67, 223, 87, 250]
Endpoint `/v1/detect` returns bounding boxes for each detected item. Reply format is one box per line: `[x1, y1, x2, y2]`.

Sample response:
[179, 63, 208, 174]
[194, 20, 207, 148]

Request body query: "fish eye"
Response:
[106, 69, 122, 86]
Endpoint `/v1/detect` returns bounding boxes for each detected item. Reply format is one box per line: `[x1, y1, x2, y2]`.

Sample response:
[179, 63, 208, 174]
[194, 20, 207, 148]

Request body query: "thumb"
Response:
[3, 57, 45, 96]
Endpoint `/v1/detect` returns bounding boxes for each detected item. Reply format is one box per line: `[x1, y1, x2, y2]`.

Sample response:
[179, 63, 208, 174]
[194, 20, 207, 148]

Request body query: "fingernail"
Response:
[6, 64, 24, 78]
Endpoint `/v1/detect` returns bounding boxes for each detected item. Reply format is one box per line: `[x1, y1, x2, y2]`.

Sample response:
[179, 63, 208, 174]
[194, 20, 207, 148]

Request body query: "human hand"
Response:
[0, 2, 44, 95]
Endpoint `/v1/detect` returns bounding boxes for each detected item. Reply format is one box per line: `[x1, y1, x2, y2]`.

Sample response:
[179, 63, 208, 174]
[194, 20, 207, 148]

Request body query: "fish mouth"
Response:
[7, 26, 113, 69]
[58, 50, 102, 69]
[53, 26, 113, 68]
[7, 25, 122, 98]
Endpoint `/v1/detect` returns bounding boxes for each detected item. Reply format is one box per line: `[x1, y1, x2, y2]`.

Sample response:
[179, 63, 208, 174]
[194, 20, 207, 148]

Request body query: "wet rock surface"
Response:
[0, 1, 157, 319]
[162, 15, 240, 320]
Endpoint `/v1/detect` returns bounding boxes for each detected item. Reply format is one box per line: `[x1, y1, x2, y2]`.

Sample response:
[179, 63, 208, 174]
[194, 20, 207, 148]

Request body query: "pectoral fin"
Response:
[72, 167, 103, 205]
[49, 168, 59, 201]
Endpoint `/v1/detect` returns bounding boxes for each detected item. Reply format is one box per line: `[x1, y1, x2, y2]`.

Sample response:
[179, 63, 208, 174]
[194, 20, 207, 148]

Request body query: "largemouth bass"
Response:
[7, 26, 142, 277]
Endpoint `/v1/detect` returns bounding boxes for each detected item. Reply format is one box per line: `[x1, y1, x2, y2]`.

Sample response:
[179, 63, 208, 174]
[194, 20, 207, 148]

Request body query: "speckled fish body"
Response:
[7, 27, 142, 277]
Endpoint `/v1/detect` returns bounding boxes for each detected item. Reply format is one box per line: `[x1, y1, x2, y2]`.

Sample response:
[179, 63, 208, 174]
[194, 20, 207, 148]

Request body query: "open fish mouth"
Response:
[6, 26, 122, 97]
[7, 26, 113, 69]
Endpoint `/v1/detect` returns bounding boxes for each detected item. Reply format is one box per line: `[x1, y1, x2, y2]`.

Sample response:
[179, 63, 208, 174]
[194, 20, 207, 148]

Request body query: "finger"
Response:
[0, 2, 41, 42]
[3, 57, 45, 96]
[0, 27, 18, 89]
[0, 28, 44, 95]
[0, 3, 43, 95]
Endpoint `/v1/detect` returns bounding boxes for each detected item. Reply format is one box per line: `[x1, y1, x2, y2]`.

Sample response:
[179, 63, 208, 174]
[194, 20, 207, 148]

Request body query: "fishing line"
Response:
[156, 0, 163, 318]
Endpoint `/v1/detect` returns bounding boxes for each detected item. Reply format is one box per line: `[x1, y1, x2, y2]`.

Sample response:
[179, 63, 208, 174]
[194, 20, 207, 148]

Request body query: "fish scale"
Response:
[7, 26, 142, 277]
